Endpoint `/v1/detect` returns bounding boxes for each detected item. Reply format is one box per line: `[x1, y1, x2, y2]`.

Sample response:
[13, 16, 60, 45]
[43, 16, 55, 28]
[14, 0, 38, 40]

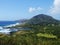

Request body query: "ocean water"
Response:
[0, 21, 17, 26]
[0, 21, 30, 34]
[0, 21, 18, 34]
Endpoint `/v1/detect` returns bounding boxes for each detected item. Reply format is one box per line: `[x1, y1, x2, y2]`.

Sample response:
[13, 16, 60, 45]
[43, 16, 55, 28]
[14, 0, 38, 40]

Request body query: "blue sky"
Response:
[0, 0, 60, 21]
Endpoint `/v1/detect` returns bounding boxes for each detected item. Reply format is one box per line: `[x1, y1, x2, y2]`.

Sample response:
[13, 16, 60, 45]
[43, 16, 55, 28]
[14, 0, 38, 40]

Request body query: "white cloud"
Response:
[49, 0, 60, 15]
[28, 7, 42, 13]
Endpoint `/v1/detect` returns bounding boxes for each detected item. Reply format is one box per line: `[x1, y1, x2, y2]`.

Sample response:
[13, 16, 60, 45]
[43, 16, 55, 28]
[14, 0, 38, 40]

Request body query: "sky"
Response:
[0, 0, 60, 21]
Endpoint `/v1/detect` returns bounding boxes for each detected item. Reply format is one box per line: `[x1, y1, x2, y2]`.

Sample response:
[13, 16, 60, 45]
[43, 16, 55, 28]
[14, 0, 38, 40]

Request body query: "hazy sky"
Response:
[0, 0, 60, 21]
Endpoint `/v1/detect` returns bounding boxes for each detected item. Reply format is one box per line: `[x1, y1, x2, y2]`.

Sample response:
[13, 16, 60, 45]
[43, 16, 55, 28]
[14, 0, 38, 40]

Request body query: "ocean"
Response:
[0, 21, 18, 34]
[0, 21, 31, 34]
[0, 21, 30, 34]
[0, 21, 17, 26]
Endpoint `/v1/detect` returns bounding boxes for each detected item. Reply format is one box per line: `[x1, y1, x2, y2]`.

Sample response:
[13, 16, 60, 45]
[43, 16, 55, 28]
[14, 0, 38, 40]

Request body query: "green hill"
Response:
[27, 14, 60, 25]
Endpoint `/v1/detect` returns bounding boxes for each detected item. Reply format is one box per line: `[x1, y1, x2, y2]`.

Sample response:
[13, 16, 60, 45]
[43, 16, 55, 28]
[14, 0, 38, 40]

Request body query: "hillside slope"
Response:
[27, 14, 60, 25]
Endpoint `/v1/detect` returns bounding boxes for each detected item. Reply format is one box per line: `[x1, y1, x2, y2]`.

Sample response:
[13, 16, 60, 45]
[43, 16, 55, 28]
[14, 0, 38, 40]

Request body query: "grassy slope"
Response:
[0, 24, 60, 45]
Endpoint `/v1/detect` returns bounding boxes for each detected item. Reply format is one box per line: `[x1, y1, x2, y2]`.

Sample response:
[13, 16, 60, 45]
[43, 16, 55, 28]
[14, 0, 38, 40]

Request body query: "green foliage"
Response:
[37, 33, 57, 39]
[0, 26, 60, 45]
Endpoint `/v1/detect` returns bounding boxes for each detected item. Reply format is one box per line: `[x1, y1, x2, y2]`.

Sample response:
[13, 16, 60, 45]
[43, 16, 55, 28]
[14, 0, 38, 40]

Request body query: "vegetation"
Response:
[0, 24, 60, 45]
[37, 33, 57, 39]
[0, 14, 60, 45]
